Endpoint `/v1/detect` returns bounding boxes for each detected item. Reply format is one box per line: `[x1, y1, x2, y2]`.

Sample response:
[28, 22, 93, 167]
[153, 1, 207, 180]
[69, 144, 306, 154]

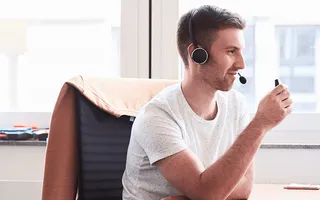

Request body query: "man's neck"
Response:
[181, 77, 218, 121]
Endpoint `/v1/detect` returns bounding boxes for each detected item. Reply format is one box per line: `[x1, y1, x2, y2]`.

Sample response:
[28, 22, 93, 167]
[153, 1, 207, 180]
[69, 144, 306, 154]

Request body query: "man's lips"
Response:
[227, 72, 238, 75]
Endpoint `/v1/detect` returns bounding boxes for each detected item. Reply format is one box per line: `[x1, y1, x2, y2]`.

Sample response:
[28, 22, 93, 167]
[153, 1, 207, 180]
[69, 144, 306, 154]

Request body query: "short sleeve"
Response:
[132, 104, 188, 165]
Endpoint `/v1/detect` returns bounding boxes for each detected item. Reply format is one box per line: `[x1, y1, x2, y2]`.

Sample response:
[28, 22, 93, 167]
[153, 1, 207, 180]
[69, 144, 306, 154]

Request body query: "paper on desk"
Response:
[284, 183, 320, 190]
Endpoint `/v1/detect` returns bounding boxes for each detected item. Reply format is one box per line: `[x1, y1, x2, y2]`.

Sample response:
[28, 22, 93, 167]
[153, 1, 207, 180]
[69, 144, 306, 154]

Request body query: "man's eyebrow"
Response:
[224, 46, 241, 50]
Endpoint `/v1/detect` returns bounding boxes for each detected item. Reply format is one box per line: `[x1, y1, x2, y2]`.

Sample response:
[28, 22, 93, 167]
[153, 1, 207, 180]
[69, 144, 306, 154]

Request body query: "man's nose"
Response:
[237, 54, 245, 69]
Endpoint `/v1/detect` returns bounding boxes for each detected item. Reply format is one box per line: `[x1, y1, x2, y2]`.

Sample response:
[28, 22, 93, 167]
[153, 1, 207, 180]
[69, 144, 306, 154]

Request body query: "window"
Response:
[0, 1, 130, 112]
[278, 27, 316, 66]
[276, 26, 318, 112]
[0, 54, 10, 110]
[0, 0, 150, 130]
[16, 22, 121, 111]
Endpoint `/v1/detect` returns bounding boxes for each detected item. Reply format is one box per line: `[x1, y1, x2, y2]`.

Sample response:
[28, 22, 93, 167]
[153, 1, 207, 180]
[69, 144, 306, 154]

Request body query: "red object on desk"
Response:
[14, 124, 38, 130]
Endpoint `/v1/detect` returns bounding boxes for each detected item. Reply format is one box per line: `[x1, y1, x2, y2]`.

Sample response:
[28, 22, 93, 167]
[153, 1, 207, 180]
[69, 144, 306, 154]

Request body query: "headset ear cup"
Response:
[191, 47, 208, 64]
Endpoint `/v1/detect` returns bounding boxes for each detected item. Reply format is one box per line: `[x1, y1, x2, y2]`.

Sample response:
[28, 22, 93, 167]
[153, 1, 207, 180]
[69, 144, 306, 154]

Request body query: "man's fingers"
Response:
[282, 97, 292, 108]
[272, 84, 288, 96]
[278, 90, 290, 102]
[285, 104, 293, 114]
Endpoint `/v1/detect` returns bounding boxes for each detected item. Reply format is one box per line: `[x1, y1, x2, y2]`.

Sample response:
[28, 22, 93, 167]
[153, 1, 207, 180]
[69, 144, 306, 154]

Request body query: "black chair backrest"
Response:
[75, 89, 134, 200]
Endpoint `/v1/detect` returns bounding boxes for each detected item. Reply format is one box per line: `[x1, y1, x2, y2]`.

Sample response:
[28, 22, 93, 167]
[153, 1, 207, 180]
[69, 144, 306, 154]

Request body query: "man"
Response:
[122, 5, 292, 200]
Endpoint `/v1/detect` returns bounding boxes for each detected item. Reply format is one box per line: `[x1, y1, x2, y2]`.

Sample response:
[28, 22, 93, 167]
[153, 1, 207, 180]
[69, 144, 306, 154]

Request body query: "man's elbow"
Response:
[161, 193, 217, 200]
[233, 182, 254, 200]
[244, 177, 254, 198]
[161, 189, 246, 200]
[239, 188, 253, 199]
[225, 183, 254, 200]
[193, 176, 254, 200]
[243, 183, 254, 199]
[161, 195, 190, 200]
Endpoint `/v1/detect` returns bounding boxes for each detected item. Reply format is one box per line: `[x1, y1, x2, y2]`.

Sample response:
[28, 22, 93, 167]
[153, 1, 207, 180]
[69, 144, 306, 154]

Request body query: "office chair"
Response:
[75, 88, 133, 200]
[42, 76, 177, 200]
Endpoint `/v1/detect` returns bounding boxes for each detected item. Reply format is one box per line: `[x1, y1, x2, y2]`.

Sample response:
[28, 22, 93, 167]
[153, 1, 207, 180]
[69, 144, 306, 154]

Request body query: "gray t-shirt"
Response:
[122, 82, 250, 200]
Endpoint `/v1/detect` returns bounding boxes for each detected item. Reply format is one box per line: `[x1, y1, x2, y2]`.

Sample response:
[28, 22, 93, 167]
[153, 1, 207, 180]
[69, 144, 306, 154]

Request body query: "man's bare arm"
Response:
[161, 196, 190, 200]
[226, 163, 254, 199]
[161, 164, 253, 200]
[155, 119, 264, 200]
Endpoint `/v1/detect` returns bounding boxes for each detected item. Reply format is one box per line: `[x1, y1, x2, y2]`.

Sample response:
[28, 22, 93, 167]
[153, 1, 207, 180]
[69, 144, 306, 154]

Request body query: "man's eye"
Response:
[228, 49, 236, 54]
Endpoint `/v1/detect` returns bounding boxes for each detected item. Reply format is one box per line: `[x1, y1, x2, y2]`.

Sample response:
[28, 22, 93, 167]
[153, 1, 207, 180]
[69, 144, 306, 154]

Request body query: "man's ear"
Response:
[187, 43, 195, 58]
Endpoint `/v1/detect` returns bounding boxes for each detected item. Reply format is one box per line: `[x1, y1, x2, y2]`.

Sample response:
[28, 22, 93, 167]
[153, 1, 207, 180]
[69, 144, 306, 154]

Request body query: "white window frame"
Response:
[151, 0, 320, 144]
[0, 0, 150, 128]
[151, 0, 180, 79]
[121, 0, 150, 78]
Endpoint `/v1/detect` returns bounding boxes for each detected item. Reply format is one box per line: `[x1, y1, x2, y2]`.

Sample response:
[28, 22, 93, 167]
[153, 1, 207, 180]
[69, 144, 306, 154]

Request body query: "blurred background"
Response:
[0, 0, 319, 114]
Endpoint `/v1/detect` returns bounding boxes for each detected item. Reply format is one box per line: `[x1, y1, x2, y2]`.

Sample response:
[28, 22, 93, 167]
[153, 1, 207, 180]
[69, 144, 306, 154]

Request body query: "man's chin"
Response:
[219, 87, 232, 92]
[218, 82, 234, 91]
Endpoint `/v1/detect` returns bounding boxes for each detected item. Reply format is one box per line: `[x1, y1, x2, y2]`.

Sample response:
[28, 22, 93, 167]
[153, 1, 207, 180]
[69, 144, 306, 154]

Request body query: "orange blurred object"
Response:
[14, 124, 38, 130]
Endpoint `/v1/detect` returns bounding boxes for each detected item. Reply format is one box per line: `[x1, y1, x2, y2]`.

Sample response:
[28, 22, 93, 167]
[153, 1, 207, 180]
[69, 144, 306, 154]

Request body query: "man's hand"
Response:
[254, 84, 292, 132]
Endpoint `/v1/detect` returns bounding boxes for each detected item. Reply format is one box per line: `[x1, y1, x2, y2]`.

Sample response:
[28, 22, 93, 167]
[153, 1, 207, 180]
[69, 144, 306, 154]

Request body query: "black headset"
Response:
[189, 11, 209, 65]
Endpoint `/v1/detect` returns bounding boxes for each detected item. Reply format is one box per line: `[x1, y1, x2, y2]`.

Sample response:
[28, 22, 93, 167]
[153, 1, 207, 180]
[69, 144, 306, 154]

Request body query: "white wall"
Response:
[255, 148, 320, 184]
[0, 146, 45, 200]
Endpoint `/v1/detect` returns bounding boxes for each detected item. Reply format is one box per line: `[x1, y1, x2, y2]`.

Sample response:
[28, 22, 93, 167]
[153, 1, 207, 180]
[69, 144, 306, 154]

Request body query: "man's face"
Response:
[198, 28, 246, 91]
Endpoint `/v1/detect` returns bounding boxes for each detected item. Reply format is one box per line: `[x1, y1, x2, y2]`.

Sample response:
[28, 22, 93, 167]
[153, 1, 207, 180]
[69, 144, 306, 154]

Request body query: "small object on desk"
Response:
[284, 183, 320, 190]
[33, 128, 49, 141]
[14, 124, 38, 130]
[0, 127, 33, 140]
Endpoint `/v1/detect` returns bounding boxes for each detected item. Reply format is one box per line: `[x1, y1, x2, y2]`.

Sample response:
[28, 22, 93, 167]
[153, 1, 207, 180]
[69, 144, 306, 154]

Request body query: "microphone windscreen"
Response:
[239, 76, 247, 84]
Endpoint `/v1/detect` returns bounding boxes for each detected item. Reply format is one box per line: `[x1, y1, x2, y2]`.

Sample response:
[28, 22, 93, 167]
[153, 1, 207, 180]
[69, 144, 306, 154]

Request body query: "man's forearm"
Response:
[226, 163, 254, 200]
[198, 119, 264, 200]
[161, 195, 190, 200]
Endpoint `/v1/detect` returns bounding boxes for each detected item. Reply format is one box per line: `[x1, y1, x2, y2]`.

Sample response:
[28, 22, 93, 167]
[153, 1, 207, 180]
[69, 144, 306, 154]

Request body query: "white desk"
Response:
[250, 184, 320, 200]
